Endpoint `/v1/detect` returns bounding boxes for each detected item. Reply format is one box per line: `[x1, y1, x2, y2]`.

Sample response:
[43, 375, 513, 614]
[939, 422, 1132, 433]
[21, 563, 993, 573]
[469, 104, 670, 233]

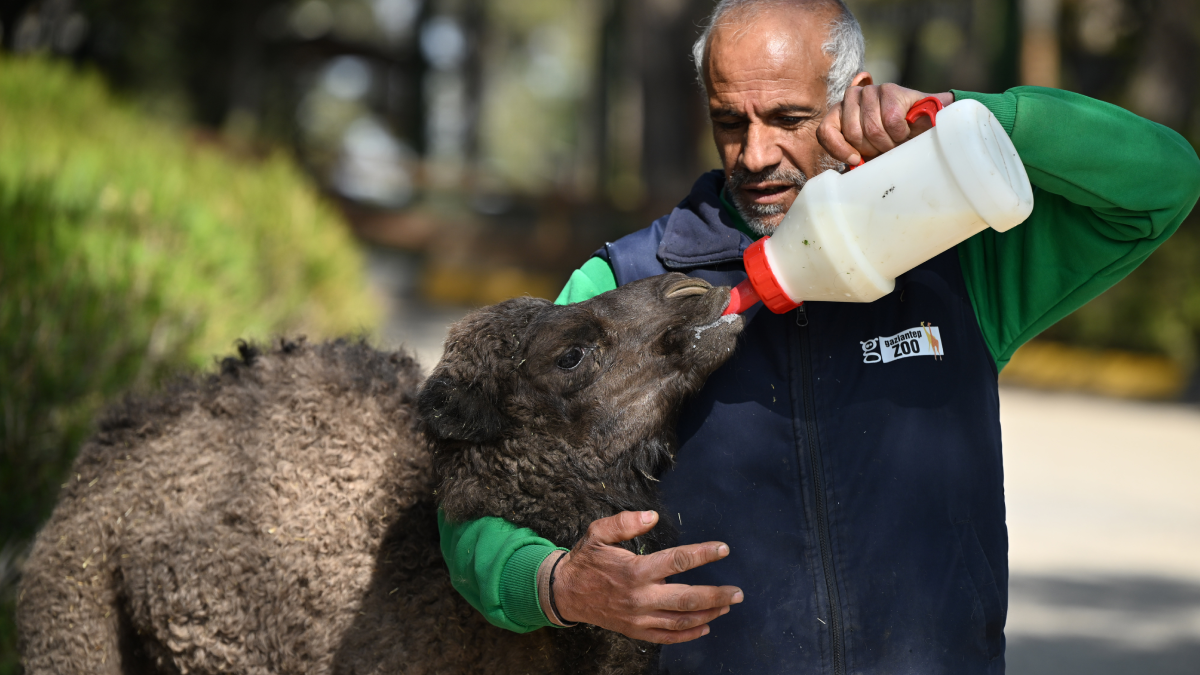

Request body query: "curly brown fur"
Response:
[422, 274, 742, 673]
[18, 274, 743, 675]
[17, 337, 554, 675]
[425, 276, 739, 550]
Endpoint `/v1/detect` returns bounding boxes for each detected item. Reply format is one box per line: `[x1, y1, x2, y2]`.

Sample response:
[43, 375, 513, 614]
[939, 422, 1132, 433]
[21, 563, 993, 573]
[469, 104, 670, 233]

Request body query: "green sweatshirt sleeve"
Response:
[437, 256, 616, 633]
[437, 510, 566, 632]
[951, 87, 1200, 370]
[554, 255, 618, 304]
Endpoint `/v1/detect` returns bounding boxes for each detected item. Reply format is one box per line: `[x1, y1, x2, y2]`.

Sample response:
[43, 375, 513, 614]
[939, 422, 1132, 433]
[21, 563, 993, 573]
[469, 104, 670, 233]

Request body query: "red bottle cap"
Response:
[742, 237, 802, 314]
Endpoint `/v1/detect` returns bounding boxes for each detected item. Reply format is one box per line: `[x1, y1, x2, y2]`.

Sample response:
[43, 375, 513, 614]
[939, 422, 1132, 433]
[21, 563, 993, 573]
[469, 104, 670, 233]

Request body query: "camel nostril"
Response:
[665, 278, 713, 299]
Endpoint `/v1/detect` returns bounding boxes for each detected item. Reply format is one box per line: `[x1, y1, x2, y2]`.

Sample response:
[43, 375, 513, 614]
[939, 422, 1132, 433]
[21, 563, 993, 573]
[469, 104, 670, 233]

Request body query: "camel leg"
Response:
[17, 507, 127, 674]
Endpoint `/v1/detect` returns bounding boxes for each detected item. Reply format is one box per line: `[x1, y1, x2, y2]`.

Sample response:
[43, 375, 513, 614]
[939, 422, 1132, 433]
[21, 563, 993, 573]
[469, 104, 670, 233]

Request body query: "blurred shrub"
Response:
[1001, 341, 1186, 399]
[0, 56, 378, 672]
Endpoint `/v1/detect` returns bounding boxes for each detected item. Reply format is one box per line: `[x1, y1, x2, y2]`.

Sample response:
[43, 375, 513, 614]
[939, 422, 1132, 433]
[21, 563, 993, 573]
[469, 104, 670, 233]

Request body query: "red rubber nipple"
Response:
[722, 279, 761, 315]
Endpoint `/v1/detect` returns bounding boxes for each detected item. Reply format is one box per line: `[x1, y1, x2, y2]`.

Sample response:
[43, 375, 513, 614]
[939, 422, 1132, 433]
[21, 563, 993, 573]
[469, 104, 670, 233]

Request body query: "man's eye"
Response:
[556, 347, 586, 370]
[715, 120, 743, 131]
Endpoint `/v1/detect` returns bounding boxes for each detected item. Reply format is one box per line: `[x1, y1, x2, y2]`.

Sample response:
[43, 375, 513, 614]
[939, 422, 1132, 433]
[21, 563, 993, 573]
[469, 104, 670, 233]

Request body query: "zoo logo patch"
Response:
[860, 322, 943, 364]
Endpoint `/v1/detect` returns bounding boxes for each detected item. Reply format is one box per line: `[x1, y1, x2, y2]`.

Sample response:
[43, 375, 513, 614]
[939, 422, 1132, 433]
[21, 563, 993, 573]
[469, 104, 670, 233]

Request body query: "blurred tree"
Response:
[3, 0, 1199, 371]
[1039, 0, 1200, 372]
[638, 0, 716, 212]
[58, 0, 431, 208]
[1125, 0, 1197, 130]
[852, 0, 1021, 95]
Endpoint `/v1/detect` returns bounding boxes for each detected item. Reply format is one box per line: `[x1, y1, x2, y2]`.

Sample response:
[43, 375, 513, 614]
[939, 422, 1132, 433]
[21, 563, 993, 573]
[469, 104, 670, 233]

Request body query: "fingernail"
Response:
[733, 591, 744, 603]
[701, 626, 710, 636]
[720, 606, 730, 616]
[641, 511, 655, 524]
[717, 544, 729, 556]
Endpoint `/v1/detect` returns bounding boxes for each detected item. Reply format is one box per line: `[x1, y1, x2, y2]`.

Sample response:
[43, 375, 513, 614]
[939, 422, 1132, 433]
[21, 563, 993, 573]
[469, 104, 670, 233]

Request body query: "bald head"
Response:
[705, 4, 838, 107]
[692, 0, 865, 107]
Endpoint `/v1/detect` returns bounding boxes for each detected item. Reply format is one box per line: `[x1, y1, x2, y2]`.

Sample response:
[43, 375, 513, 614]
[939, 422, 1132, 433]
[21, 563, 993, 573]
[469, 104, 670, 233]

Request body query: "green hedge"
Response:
[0, 57, 379, 672]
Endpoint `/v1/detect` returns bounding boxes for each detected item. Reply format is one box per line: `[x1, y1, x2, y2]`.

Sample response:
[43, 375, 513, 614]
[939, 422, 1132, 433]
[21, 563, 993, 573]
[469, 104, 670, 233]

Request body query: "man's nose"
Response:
[741, 122, 783, 174]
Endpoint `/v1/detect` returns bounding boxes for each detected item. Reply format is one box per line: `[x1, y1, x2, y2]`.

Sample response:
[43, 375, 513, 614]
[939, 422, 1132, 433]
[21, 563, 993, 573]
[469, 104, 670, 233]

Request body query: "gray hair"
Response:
[691, 0, 866, 108]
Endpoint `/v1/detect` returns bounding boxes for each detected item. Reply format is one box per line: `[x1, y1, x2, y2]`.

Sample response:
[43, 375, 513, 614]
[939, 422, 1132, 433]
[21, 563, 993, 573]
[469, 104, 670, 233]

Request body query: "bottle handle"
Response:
[847, 95, 945, 170]
[904, 95, 944, 127]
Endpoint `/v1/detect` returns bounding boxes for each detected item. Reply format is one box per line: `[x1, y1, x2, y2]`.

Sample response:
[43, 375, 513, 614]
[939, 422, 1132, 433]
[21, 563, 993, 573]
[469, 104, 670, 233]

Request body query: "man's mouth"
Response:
[741, 183, 795, 202]
[725, 165, 810, 235]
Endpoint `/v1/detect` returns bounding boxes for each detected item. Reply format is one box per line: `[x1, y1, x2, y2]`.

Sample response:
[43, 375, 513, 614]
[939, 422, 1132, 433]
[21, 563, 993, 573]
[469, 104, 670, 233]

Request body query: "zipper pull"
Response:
[795, 304, 808, 327]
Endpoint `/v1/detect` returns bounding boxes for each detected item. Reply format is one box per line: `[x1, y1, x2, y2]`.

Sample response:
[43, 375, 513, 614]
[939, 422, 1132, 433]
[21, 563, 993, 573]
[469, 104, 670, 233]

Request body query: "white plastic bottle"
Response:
[724, 97, 1035, 315]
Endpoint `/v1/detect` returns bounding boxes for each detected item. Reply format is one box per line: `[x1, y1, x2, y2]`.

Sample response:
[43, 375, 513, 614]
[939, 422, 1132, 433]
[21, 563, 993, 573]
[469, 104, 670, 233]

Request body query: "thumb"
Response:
[583, 510, 659, 547]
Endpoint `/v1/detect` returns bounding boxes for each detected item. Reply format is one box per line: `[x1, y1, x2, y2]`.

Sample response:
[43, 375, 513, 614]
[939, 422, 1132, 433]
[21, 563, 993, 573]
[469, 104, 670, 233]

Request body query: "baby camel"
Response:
[17, 273, 743, 675]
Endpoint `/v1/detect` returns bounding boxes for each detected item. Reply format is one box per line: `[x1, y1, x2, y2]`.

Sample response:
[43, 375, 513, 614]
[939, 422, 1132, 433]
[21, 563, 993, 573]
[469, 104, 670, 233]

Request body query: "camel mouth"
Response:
[664, 278, 713, 299]
[681, 285, 744, 343]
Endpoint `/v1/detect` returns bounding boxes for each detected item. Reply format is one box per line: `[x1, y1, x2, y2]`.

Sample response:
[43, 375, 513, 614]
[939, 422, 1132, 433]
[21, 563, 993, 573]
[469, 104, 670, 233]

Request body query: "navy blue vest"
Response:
[599, 171, 1007, 675]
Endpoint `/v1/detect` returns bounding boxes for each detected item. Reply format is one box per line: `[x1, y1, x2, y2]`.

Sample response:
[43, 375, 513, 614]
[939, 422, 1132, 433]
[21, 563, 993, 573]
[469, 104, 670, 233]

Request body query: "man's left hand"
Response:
[818, 84, 955, 167]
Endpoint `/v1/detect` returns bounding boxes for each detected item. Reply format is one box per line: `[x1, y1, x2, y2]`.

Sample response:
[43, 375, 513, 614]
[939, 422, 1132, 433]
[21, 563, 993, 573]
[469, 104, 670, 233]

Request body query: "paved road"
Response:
[1001, 388, 1200, 674]
[375, 270, 1200, 673]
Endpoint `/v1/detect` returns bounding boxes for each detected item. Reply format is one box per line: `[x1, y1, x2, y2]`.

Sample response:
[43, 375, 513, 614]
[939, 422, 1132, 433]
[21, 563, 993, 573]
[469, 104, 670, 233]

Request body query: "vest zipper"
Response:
[794, 307, 845, 675]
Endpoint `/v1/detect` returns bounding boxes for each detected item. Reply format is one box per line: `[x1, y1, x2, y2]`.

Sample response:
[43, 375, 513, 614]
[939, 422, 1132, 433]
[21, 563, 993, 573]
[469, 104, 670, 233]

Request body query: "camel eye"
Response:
[556, 346, 586, 370]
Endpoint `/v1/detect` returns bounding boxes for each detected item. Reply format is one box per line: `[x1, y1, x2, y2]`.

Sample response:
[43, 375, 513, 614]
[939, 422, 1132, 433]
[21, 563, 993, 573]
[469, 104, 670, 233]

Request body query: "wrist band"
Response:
[548, 551, 578, 627]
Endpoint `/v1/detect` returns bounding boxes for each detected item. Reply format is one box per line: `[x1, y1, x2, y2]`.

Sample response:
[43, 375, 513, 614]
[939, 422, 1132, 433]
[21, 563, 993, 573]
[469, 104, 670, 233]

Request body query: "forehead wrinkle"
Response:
[711, 79, 809, 100]
[708, 50, 826, 103]
[712, 64, 807, 84]
[710, 63, 811, 90]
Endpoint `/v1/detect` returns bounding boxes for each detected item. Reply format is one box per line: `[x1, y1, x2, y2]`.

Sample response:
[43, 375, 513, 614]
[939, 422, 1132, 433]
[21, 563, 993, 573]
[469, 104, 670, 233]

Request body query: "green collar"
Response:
[719, 188, 763, 241]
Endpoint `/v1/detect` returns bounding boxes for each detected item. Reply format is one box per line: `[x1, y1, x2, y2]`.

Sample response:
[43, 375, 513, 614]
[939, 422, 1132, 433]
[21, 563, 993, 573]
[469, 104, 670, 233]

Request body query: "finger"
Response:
[640, 541, 730, 579]
[641, 607, 728, 632]
[644, 583, 744, 612]
[817, 104, 859, 166]
[839, 86, 867, 161]
[639, 624, 712, 645]
[860, 85, 897, 155]
[582, 510, 658, 547]
[879, 83, 915, 143]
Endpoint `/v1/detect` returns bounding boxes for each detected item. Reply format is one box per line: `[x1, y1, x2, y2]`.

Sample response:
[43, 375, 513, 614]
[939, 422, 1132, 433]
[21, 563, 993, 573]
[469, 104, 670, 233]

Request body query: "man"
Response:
[439, 0, 1200, 672]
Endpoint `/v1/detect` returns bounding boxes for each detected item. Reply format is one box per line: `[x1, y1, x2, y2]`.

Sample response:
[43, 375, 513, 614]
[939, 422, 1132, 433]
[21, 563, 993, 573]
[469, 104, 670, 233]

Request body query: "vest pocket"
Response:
[954, 521, 1005, 660]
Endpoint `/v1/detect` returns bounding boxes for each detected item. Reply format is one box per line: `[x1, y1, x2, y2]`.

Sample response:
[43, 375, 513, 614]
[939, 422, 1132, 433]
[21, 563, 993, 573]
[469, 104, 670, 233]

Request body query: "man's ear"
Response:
[418, 376, 509, 443]
[851, 71, 873, 87]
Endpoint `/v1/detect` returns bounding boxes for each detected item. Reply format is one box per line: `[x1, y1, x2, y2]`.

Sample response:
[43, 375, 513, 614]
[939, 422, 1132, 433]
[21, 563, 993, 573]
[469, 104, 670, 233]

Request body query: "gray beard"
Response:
[727, 156, 845, 237]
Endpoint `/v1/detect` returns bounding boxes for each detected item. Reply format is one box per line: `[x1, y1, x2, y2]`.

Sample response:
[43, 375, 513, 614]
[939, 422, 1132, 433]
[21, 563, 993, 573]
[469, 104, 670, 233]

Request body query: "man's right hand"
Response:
[542, 510, 743, 644]
[817, 83, 955, 167]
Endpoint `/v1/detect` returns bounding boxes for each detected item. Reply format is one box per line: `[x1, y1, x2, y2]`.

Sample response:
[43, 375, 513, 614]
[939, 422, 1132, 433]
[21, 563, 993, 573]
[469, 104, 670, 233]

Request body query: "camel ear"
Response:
[418, 376, 509, 443]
